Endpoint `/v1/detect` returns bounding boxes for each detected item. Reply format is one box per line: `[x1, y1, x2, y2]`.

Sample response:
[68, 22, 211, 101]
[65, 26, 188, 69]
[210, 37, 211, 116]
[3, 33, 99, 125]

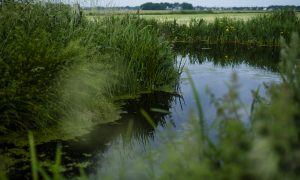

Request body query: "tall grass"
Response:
[0, 1, 85, 133]
[0, 2, 178, 135]
[87, 15, 178, 94]
[153, 10, 300, 45]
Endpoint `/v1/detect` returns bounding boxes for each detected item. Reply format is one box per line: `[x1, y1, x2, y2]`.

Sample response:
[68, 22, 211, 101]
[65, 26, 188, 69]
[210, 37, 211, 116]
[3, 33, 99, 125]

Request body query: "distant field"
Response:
[141, 13, 266, 23]
[85, 10, 300, 24]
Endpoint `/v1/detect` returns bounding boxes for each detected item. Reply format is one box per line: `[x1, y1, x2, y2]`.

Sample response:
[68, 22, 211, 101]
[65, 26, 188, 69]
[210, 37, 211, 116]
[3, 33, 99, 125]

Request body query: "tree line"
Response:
[140, 2, 193, 10]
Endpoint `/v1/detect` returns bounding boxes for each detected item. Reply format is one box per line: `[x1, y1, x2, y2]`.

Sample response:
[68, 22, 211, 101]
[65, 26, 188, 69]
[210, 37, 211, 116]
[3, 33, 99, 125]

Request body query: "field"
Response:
[85, 10, 300, 24]
[141, 12, 268, 23]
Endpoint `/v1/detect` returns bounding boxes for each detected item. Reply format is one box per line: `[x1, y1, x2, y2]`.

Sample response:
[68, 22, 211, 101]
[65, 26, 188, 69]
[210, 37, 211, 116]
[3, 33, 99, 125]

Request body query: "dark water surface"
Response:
[1, 45, 281, 179]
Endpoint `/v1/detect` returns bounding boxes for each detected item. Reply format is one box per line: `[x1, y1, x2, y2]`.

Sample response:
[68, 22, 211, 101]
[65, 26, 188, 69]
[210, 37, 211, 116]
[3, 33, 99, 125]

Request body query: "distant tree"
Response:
[141, 2, 165, 10]
[140, 2, 194, 10]
[181, 3, 193, 10]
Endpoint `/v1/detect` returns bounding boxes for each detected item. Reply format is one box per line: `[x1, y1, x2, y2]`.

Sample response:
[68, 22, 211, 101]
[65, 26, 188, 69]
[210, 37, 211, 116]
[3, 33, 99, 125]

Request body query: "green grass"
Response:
[87, 10, 300, 45]
[1, 2, 300, 178]
[0, 2, 178, 135]
[85, 10, 299, 24]
[151, 10, 300, 45]
[141, 12, 267, 24]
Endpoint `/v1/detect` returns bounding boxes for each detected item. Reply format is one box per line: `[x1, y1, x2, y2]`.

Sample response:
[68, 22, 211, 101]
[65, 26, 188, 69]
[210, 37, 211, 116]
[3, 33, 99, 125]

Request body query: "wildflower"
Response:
[226, 28, 229, 32]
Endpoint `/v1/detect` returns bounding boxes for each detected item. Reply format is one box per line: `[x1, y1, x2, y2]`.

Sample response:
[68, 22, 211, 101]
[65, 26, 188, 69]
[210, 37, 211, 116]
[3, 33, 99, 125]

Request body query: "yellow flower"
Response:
[226, 28, 229, 32]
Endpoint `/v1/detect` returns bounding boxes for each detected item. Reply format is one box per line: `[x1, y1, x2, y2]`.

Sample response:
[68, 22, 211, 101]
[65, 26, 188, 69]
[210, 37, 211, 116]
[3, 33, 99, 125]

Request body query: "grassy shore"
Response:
[85, 9, 300, 24]
[0, 2, 178, 136]
[141, 12, 265, 24]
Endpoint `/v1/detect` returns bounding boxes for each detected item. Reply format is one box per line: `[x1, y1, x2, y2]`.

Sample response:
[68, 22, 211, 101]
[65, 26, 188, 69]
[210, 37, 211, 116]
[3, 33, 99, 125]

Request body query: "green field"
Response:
[86, 10, 300, 24]
[141, 12, 266, 23]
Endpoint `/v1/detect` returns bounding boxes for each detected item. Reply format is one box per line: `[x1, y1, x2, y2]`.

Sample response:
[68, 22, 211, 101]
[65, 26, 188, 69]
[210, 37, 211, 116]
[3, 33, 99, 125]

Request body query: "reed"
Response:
[0, 2, 178, 134]
[154, 10, 300, 46]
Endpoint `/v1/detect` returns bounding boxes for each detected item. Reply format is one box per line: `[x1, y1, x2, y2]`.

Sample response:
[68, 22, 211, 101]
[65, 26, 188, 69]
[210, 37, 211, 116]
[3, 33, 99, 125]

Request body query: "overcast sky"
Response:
[88, 0, 300, 7]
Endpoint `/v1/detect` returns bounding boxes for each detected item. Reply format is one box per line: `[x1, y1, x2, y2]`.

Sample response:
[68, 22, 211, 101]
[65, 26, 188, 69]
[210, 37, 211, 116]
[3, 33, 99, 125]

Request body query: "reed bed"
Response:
[152, 10, 300, 46]
[0, 2, 178, 134]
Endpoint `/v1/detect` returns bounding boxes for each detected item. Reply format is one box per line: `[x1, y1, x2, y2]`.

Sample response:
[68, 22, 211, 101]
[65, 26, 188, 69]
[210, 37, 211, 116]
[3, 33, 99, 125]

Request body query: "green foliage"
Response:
[3, 1, 300, 179]
[28, 132, 64, 180]
[140, 2, 194, 10]
[154, 10, 300, 45]
[0, 2, 178, 135]
[0, 1, 85, 132]
[87, 15, 178, 94]
[95, 34, 300, 179]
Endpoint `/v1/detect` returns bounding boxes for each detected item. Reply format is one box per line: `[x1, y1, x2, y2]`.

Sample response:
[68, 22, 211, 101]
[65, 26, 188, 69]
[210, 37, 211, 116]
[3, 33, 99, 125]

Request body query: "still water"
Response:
[2, 45, 281, 179]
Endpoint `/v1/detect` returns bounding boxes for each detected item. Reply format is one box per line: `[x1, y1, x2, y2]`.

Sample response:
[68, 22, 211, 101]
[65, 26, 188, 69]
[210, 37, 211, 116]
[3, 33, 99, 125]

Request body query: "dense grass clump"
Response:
[87, 16, 178, 94]
[0, 2, 178, 134]
[155, 10, 300, 45]
[0, 2, 84, 132]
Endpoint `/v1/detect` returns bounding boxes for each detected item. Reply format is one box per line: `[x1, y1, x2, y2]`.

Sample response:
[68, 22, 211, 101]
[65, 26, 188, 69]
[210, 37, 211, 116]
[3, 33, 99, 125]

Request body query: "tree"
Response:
[181, 3, 193, 10]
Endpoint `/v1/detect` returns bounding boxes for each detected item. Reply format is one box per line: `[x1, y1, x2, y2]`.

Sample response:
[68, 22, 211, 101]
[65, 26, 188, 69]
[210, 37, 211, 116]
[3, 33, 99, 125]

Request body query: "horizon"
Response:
[82, 0, 300, 7]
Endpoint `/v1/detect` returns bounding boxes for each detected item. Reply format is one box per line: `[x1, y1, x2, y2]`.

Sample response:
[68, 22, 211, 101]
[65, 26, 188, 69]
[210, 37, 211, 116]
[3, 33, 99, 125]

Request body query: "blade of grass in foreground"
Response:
[186, 69, 205, 126]
[28, 132, 38, 180]
[186, 69, 217, 153]
[53, 145, 62, 180]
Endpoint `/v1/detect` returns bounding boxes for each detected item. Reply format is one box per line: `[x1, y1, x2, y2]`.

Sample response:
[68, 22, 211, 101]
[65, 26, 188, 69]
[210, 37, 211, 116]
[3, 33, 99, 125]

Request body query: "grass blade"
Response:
[28, 131, 38, 180]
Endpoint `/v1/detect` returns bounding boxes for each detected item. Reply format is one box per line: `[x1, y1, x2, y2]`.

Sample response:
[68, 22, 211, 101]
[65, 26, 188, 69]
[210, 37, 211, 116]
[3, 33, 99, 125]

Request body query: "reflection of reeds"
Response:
[174, 43, 280, 72]
[95, 34, 300, 180]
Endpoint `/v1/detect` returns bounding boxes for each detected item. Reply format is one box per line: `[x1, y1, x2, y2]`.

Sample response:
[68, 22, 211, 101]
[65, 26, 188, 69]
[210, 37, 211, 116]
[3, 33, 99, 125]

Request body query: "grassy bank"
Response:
[86, 10, 300, 24]
[0, 2, 178, 136]
[151, 10, 300, 45]
[87, 10, 300, 46]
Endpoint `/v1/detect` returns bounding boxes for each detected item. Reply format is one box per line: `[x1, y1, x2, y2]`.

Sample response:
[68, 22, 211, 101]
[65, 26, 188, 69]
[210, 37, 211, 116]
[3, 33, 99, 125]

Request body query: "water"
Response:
[1, 45, 281, 179]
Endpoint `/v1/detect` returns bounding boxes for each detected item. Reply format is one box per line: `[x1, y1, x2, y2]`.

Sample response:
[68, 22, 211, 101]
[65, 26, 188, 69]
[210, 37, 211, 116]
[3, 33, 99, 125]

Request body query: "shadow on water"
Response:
[2, 91, 180, 179]
[1, 44, 280, 179]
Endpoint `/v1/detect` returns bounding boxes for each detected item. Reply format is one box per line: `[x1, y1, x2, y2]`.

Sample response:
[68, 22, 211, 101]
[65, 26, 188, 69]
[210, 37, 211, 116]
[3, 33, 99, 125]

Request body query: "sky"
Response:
[87, 0, 300, 7]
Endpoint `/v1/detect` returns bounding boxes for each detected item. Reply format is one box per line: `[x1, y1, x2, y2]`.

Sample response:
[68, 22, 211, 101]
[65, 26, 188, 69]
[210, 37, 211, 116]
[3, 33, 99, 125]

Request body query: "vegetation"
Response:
[0, 1, 178, 135]
[0, 2, 84, 133]
[6, 33, 299, 180]
[151, 10, 300, 45]
[1, 1, 300, 179]
[88, 10, 300, 45]
[96, 33, 300, 179]
[140, 2, 194, 10]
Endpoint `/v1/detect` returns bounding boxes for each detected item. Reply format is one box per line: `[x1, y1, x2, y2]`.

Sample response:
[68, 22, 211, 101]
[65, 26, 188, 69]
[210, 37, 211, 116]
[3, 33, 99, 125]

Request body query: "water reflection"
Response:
[174, 43, 280, 72]
[3, 91, 178, 179]
[170, 43, 280, 127]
